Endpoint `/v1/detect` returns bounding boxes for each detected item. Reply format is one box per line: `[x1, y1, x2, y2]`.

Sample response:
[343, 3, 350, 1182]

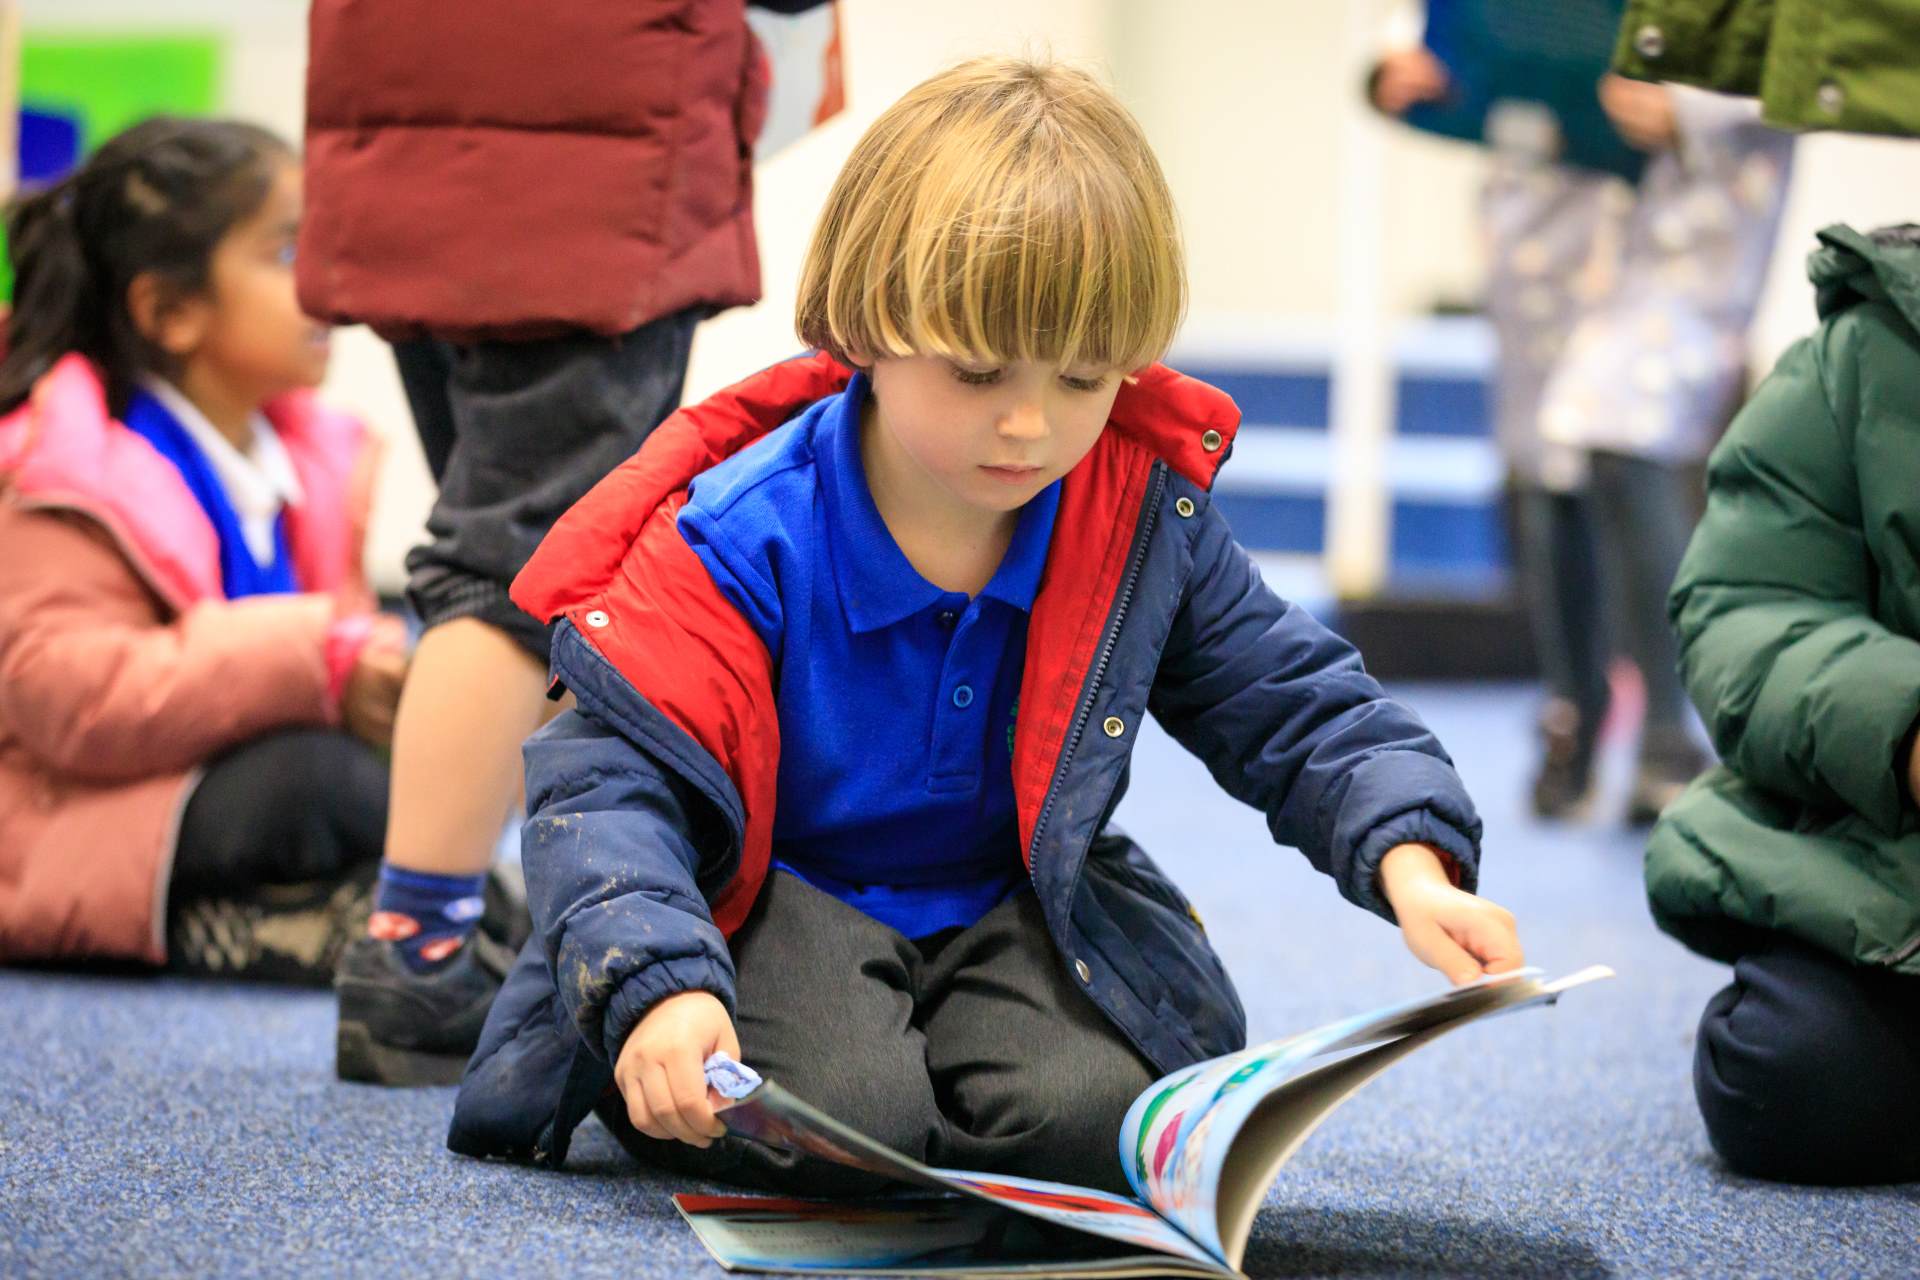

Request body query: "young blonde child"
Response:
[449, 58, 1524, 1192]
[0, 119, 405, 981]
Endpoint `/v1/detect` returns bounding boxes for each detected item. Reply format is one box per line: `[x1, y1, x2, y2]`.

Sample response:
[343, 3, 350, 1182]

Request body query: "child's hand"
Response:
[341, 637, 407, 748]
[1907, 732, 1920, 809]
[614, 990, 741, 1148]
[1378, 843, 1524, 985]
[1369, 48, 1450, 116]
[1598, 74, 1678, 151]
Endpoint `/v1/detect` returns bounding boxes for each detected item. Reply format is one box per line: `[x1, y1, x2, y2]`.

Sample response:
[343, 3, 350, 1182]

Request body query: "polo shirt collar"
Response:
[822, 373, 1061, 635]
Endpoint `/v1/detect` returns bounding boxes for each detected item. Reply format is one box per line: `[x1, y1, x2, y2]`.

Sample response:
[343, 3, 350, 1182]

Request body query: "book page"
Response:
[708, 1062, 1228, 1273]
[674, 1194, 1227, 1278]
[1117, 967, 1612, 1262]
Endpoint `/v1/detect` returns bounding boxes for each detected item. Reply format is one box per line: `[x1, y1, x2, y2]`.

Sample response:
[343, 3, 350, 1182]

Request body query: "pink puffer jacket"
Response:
[0, 356, 382, 964]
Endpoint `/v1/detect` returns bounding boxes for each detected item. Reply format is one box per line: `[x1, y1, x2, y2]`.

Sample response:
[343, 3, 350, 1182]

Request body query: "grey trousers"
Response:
[597, 871, 1158, 1196]
[394, 308, 699, 661]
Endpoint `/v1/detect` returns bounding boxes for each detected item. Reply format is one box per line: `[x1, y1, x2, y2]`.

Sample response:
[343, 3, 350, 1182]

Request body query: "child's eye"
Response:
[276, 242, 297, 267]
[1060, 374, 1108, 393]
[950, 365, 1003, 387]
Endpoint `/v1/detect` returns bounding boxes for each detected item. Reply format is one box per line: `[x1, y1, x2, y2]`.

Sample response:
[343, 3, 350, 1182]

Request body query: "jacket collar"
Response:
[513, 352, 1241, 627]
[0, 354, 361, 608]
[817, 372, 1061, 633]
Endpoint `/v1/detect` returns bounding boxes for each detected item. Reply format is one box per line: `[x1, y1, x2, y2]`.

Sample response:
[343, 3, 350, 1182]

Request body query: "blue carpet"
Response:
[3, 683, 1914, 1278]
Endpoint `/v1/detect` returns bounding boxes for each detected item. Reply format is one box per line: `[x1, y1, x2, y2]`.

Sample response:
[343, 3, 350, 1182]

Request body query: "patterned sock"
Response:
[366, 865, 488, 972]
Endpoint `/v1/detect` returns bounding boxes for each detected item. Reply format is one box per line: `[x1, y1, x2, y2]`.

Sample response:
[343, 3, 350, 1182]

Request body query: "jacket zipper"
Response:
[1026, 461, 1169, 877]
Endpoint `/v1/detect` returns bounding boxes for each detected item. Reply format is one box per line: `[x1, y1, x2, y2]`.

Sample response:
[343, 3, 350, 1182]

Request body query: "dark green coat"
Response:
[1612, 0, 1920, 137]
[1651, 225, 1920, 975]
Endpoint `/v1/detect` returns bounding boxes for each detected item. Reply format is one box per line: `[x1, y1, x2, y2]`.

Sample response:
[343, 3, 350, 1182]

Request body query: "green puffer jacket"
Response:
[1612, 0, 1920, 137]
[1650, 225, 1920, 975]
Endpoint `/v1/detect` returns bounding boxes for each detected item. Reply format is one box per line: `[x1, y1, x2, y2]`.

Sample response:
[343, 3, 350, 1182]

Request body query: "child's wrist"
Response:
[323, 613, 378, 708]
[1377, 842, 1454, 909]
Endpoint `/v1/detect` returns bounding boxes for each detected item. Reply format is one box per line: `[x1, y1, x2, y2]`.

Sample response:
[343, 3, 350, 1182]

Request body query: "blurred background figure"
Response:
[297, 0, 836, 1087]
[1369, 0, 1793, 827]
[0, 118, 403, 983]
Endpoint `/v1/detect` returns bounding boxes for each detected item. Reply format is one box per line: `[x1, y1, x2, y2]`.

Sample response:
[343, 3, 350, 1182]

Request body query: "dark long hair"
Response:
[0, 116, 292, 417]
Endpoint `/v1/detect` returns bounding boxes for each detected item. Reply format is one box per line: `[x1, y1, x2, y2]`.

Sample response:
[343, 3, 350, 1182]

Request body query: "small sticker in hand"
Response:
[703, 1053, 763, 1101]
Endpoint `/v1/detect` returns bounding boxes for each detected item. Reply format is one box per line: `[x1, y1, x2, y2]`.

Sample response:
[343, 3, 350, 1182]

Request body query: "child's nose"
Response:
[998, 401, 1048, 440]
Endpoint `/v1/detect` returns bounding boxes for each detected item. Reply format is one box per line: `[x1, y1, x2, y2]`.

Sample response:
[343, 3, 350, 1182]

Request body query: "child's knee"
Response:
[781, 1062, 944, 1166]
[953, 1061, 1151, 1194]
[1692, 943, 1918, 1185]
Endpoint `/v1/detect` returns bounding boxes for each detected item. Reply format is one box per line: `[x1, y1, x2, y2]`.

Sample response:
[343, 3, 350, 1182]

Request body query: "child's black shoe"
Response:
[333, 926, 514, 1086]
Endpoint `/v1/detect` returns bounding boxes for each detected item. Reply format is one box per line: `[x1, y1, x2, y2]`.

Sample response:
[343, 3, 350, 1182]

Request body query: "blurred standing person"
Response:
[1520, 77, 1792, 823]
[1370, 21, 1791, 825]
[298, 1, 778, 1085]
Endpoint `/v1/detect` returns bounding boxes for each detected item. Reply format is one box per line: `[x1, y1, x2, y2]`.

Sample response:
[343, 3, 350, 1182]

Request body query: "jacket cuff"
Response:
[599, 951, 738, 1064]
[1750, 628, 1920, 835]
[1348, 802, 1482, 923]
[1326, 750, 1482, 920]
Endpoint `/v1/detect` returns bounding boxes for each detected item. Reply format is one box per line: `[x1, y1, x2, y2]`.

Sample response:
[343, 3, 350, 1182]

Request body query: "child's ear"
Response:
[126, 271, 210, 360]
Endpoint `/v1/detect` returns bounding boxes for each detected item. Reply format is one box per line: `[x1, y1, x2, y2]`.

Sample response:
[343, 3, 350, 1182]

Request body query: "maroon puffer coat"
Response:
[298, 0, 767, 342]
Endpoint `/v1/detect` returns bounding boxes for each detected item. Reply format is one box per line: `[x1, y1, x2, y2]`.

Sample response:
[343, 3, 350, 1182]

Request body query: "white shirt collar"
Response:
[141, 377, 305, 566]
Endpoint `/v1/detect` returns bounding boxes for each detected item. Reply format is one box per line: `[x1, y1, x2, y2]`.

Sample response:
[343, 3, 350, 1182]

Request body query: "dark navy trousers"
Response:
[1694, 934, 1920, 1185]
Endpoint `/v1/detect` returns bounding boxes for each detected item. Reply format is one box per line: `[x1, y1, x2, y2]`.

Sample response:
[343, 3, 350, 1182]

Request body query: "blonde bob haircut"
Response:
[796, 56, 1186, 375]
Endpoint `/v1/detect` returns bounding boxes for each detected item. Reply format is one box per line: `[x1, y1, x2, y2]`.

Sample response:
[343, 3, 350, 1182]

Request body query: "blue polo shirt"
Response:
[677, 373, 1059, 939]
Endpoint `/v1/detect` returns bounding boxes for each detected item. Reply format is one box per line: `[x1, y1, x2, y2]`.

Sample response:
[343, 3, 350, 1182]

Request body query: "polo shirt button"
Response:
[1074, 958, 1092, 984]
[936, 610, 958, 628]
[1102, 715, 1125, 738]
[952, 685, 975, 708]
[584, 610, 610, 629]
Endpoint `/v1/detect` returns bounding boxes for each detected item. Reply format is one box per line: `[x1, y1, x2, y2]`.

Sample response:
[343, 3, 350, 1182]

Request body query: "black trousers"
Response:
[1514, 452, 1698, 738]
[170, 728, 389, 897]
[393, 309, 700, 662]
[1694, 934, 1920, 1185]
[598, 871, 1159, 1196]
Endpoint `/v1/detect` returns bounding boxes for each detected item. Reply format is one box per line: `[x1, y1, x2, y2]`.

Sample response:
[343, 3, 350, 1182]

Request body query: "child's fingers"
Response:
[621, 1069, 668, 1142]
[639, 1062, 703, 1147]
[666, 1050, 724, 1142]
[1405, 920, 1484, 986]
[1461, 912, 1525, 974]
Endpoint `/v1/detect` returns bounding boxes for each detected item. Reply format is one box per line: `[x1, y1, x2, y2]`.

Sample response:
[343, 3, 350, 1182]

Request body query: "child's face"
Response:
[189, 161, 332, 400]
[865, 354, 1124, 516]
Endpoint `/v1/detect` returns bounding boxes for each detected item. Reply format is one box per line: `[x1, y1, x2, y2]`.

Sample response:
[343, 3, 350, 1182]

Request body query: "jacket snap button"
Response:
[1074, 958, 1092, 984]
[1102, 715, 1125, 738]
[584, 610, 610, 628]
[1817, 82, 1844, 115]
[1200, 429, 1223, 452]
[1175, 496, 1195, 518]
[1633, 24, 1665, 58]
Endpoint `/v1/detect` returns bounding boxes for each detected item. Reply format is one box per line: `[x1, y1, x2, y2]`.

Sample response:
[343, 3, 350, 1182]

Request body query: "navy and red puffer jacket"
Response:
[448, 353, 1483, 1166]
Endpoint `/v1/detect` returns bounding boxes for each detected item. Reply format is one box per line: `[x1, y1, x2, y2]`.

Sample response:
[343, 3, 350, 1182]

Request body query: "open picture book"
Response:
[675, 965, 1612, 1277]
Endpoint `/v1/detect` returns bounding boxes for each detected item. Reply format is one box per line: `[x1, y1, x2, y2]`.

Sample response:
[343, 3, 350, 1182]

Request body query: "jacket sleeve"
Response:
[1147, 499, 1483, 920]
[1670, 324, 1920, 834]
[520, 703, 738, 1066]
[0, 508, 340, 781]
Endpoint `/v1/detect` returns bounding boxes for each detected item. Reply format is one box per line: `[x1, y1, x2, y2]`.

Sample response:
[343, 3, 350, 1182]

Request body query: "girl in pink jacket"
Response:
[0, 118, 405, 981]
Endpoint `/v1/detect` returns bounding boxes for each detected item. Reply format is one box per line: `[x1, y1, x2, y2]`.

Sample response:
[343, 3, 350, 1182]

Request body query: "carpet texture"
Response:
[3, 684, 1914, 1278]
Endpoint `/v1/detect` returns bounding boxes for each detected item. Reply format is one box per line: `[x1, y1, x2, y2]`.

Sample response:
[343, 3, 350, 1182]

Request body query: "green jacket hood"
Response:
[1809, 224, 1920, 331]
